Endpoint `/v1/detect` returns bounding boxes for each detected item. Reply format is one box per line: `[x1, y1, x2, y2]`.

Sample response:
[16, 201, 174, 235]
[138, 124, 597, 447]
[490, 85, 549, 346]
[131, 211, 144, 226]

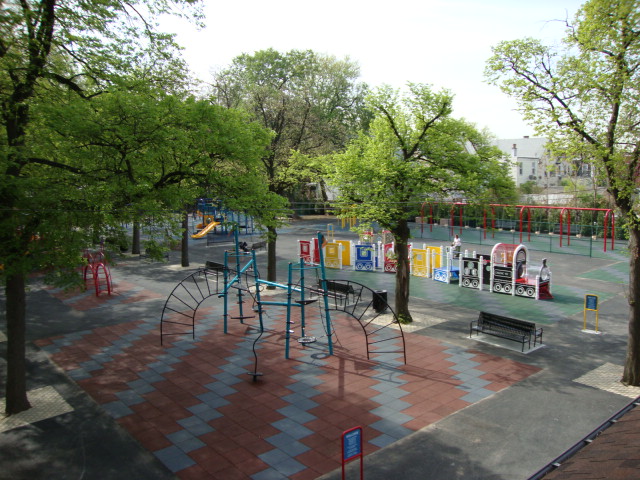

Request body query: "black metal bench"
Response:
[314, 280, 355, 307]
[470, 311, 543, 352]
[250, 240, 267, 251]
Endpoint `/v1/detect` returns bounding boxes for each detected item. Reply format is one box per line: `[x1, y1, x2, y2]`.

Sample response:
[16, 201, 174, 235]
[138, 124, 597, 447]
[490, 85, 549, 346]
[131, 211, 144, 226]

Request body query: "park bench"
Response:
[250, 240, 267, 251]
[470, 311, 543, 352]
[313, 280, 355, 307]
[205, 261, 225, 271]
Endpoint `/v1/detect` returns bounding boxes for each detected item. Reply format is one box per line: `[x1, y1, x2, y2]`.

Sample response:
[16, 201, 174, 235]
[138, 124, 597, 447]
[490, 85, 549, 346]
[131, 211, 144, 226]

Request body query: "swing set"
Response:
[420, 202, 616, 252]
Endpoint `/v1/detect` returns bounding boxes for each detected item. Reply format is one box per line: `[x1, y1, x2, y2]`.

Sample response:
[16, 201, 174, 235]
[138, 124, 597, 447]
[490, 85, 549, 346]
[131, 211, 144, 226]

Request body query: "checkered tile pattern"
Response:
[36, 286, 539, 479]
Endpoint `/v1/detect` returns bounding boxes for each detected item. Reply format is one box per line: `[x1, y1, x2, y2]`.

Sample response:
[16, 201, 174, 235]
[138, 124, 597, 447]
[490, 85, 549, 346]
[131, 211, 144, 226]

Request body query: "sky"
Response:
[162, 0, 586, 139]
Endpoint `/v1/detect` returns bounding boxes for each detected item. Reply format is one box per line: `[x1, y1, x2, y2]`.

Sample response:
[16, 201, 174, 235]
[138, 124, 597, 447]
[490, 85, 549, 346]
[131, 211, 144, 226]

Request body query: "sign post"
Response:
[342, 426, 363, 480]
[583, 294, 600, 334]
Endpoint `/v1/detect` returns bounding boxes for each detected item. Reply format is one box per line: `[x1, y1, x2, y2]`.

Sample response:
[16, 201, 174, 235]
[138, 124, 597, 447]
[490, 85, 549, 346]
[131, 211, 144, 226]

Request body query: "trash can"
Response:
[372, 290, 388, 313]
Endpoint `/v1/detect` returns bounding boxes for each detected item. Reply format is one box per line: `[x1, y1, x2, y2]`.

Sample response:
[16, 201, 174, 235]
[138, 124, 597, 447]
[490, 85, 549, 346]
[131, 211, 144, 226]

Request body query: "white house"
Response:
[493, 136, 586, 188]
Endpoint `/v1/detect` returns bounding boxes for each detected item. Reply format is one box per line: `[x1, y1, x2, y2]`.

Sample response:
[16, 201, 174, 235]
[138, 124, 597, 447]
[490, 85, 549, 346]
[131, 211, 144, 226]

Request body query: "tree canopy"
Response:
[328, 84, 514, 323]
[210, 48, 371, 283]
[0, 0, 287, 415]
[486, 0, 640, 384]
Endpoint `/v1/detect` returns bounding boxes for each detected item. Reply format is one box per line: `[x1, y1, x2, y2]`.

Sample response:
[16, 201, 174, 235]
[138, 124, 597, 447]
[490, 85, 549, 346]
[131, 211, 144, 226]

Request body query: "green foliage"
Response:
[328, 83, 516, 231]
[518, 181, 544, 195]
[486, 0, 640, 385]
[486, 0, 640, 224]
[327, 83, 515, 323]
[211, 49, 370, 198]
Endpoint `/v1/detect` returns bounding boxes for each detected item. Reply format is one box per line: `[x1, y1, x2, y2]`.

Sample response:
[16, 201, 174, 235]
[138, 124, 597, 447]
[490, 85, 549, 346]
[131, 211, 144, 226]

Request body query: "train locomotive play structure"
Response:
[459, 243, 552, 300]
[298, 233, 553, 301]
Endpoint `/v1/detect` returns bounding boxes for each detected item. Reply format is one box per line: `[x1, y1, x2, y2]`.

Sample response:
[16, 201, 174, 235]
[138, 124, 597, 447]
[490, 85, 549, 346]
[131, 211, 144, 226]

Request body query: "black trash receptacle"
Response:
[372, 290, 388, 313]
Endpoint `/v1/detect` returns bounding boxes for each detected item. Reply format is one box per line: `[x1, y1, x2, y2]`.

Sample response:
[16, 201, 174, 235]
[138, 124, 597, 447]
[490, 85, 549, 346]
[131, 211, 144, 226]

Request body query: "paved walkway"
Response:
[0, 218, 638, 479]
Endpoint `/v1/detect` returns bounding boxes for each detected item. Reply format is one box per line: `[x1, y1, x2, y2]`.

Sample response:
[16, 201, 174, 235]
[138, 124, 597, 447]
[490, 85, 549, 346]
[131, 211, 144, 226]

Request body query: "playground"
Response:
[1, 215, 639, 480]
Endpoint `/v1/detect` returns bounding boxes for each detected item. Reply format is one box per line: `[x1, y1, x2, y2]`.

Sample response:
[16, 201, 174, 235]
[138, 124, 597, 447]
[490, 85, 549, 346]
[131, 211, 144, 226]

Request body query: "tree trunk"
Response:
[393, 219, 413, 323]
[266, 226, 278, 289]
[623, 226, 640, 385]
[132, 221, 141, 254]
[5, 271, 31, 415]
[181, 212, 189, 267]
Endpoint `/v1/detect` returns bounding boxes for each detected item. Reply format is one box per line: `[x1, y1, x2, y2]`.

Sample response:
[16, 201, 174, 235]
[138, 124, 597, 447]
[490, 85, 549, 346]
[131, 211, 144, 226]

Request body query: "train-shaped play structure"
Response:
[298, 235, 552, 301]
[458, 243, 552, 300]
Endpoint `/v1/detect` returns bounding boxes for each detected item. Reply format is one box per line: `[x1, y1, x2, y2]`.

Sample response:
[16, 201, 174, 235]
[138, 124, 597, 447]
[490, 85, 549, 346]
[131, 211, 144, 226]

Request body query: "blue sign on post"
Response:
[343, 428, 361, 460]
[342, 426, 363, 479]
[583, 294, 600, 333]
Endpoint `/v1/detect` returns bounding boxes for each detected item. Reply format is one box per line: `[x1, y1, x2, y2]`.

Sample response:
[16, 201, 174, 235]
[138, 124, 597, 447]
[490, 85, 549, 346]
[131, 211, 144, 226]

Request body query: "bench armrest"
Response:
[470, 319, 478, 337]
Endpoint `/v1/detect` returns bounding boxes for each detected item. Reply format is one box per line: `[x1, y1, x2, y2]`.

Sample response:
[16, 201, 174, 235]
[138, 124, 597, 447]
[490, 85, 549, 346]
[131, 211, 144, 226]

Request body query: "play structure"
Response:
[433, 242, 553, 300]
[160, 230, 406, 382]
[191, 199, 255, 240]
[82, 248, 112, 296]
[419, 201, 616, 252]
[488, 243, 552, 299]
[191, 219, 221, 239]
[298, 230, 553, 301]
[432, 246, 460, 284]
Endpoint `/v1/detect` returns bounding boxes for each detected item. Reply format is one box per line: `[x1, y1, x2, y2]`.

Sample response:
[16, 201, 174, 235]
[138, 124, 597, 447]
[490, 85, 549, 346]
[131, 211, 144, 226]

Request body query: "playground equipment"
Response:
[82, 248, 112, 296]
[420, 201, 616, 253]
[191, 220, 221, 239]
[193, 199, 255, 239]
[160, 230, 406, 382]
[298, 232, 554, 301]
[383, 243, 398, 273]
[410, 245, 442, 278]
[460, 251, 492, 290]
[433, 247, 460, 284]
[489, 243, 552, 300]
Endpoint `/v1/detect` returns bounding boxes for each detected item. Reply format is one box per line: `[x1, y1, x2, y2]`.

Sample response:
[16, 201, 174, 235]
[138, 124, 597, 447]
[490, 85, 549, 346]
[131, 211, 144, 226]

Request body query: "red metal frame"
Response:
[419, 201, 616, 252]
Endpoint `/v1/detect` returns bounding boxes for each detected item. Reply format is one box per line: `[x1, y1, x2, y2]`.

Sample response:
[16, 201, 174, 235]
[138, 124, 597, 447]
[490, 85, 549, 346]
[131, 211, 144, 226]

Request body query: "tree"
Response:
[328, 84, 514, 323]
[485, 0, 640, 385]
[0, 0, 203, 415]
[45, 87, 276, 262]
[211, 49, 370, 285]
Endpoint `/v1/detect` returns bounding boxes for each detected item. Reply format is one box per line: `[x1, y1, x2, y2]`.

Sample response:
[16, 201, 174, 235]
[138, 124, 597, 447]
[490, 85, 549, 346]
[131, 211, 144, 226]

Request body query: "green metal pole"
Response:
[317, 232, 333, 355]
[299, 258, 307, 338]
[285, 263, 293, 359]
[233, 227, 246, 324]
[251, 250, 264, 333]
[223, 250, 229, 334]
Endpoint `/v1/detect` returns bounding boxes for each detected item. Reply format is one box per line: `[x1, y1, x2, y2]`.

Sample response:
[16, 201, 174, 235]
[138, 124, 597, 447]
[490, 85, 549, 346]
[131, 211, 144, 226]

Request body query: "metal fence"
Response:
[411, 224, 623, 259]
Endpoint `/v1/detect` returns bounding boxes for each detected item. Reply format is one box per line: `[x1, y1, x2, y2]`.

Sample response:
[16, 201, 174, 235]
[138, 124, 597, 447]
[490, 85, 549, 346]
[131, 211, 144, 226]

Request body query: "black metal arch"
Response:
[159, 264, 227, 345]
[319, 279, 407, 364]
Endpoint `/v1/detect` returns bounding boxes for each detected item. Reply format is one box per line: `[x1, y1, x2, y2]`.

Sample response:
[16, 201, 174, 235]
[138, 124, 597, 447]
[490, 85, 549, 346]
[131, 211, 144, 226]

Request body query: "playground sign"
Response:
[583, 294, 600, 334]
[342, 426, 363, 479]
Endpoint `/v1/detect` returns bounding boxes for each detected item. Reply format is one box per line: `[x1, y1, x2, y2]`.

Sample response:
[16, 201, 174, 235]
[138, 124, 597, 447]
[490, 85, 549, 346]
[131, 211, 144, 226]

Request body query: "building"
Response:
[493, 136, 589, 189]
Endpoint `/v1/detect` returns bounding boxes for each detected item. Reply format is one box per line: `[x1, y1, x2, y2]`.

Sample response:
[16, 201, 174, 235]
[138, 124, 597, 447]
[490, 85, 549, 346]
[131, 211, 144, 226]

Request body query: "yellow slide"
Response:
[191, 221, 221, 239]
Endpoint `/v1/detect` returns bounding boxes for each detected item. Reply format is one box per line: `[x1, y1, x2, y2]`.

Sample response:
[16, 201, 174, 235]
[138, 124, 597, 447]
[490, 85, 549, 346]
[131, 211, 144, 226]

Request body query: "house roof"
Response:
[532, 396, 640, 479]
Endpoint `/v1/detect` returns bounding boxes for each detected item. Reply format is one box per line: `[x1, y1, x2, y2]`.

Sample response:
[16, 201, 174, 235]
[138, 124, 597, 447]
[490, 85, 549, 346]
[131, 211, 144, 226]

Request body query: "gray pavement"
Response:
[1, 217, 637, 479]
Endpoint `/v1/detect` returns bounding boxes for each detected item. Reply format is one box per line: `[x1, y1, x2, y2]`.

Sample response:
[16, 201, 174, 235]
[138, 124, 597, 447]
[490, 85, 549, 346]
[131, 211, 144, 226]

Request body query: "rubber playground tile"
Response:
[408, 274, 616, 324]
[579, 260, 629, 284]
[37, 283, 542, 479]
[45, 279, 163, 311]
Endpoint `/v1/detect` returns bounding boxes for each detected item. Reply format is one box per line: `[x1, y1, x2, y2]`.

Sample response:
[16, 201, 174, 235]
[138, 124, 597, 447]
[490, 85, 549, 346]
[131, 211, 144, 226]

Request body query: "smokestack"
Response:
[512, 143, 517, 157]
